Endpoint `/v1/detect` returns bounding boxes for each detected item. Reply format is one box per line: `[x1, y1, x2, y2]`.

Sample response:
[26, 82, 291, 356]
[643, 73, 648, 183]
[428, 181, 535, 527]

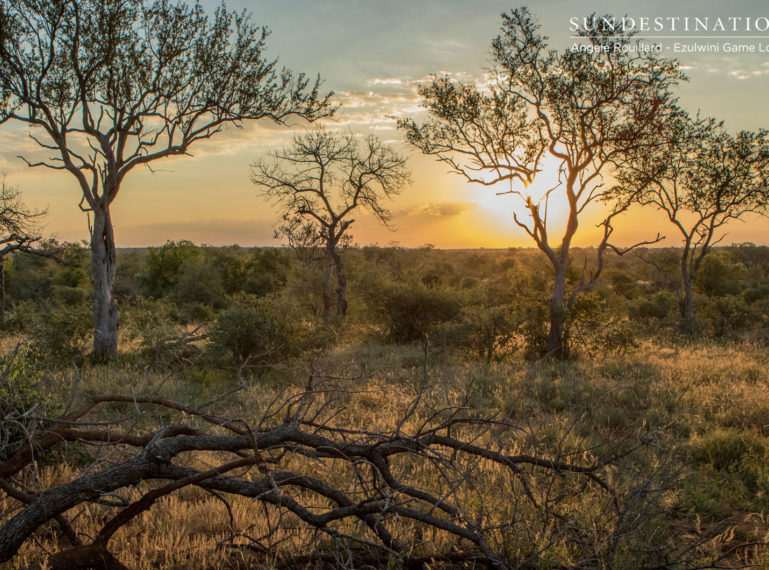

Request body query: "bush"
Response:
[691, 430, 766, 472]
[598, 319, 640, 355]
[696, 254, 743, 297]
[566, 291, 639, 356]
[743, 284, 769, 304]
[27, 302, 92, 365]
[171, 260, 227, 311]
[123, 298, 200, 367]
[440, 304, 521, 361]
[140, 240, 201, 299]
[699, 294, 753, 337]
[376, 281, 463, 343]
[607, 269, 638, 299]
[208, 295, 301, 364]
[6, 242, 89, 303]
[632, 290, 677, 322]
[682, 430, 769, 518]
[0, 345, 48, 460]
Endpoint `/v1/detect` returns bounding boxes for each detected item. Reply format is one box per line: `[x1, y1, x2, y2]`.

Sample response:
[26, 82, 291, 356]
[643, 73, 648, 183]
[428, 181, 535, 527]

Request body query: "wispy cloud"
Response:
[422, 38, 468, 56]
[396, 201, 476, 218]
[368, 78, 405, 86]
[728, 68, 767, 80]
[334, 71, 488, 131]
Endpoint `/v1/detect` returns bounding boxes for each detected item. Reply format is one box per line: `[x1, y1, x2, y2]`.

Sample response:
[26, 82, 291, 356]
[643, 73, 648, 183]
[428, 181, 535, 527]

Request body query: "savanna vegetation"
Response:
[2, 239, 769, 568]
[1, 2, 769, 569]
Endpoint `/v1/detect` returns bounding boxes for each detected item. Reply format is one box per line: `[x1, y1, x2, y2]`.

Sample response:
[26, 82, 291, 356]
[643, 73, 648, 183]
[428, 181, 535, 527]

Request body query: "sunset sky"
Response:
[3, 0, 769, 248]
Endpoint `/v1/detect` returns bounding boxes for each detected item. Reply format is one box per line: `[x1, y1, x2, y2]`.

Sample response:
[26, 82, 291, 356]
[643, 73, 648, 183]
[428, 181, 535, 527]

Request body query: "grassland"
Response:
[3, 335, 769, 569]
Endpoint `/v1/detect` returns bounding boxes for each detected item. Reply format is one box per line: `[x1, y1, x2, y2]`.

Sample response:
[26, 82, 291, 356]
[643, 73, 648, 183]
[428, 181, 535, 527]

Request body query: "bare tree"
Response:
[251, 129, 409, 322]
[399, 9, 678, 358]
[0, 0, 332, 359]
[0, 181, 45, 316]
[613, 110, 769, 329]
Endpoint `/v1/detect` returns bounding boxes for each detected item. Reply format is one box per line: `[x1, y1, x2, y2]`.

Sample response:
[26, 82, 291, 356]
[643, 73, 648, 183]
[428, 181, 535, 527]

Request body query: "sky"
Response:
[3, 0, 769, 248]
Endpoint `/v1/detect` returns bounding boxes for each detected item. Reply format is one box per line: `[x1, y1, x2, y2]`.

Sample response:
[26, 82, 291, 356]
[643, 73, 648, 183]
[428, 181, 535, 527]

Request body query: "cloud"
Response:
[333, 71, 489, 131]
[728, 68, 768, 80]
[396, 201, 476, 219]
[0, 69, 494, 171]
[368, 78, 405, 86]
[422, 39, 468, 56]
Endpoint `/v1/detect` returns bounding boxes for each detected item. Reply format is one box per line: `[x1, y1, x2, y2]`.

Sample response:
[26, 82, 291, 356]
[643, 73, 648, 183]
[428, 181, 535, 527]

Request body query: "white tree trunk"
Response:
[91, 204, 118, 359]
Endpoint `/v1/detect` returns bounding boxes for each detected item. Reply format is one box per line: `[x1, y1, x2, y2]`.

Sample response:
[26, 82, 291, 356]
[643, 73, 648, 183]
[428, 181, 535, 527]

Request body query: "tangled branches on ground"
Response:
[0, 374, 745, 569]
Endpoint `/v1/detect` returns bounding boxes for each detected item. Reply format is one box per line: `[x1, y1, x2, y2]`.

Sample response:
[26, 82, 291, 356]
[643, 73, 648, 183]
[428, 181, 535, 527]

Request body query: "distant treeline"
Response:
[3, 240, 768, 368]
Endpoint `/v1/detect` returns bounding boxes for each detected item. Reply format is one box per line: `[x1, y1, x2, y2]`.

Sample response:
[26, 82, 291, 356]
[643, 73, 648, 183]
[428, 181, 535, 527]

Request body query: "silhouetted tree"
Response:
[400, 8, 679, 358]
[0, 0, 332, 358]
[251, 130, 409, 322]
[0, 182, 45, 316]
[613, 110, 769, 329]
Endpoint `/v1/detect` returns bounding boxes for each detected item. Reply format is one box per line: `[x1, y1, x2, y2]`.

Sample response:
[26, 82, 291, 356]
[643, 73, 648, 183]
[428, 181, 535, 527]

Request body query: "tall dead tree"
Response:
[400, 9, 679, 358]
[0, 0, 332, 358]
[251, 129, 409, 322]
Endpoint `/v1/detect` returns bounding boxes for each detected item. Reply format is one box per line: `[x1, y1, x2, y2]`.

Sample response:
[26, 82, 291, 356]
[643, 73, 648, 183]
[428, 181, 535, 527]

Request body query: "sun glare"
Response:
[466, 156, 572, 241]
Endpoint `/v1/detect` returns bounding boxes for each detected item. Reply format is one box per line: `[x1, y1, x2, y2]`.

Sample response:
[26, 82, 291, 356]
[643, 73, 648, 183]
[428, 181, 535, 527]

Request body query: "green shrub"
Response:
[608, 269, 638, 299]
[691, 429, 766, 472]
[171, 260, 227, 311]
[0, 345, 47, 460]
[598, 319, 640, 355]
[699, 295, 753, 337]
[440, 304, 521, 361]
[696, 255, 744, 297]
[743, 284, 769, 304]
[140, 240, 201, 298]
[124, 298, 201, 367]
[633, 290, 677, 322]
[208, 295, 301, 364]
[681, 430, 769, 518]
[376, 281, 463, 343]
[28, 302, 91, 365]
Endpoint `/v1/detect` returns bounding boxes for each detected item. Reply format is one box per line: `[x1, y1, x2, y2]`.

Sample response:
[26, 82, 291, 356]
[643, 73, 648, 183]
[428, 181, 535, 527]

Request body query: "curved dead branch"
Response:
[0, 390, 628, 569]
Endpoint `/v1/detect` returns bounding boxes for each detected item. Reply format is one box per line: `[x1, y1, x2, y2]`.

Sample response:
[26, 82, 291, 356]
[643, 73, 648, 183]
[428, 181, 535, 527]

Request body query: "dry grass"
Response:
[3, 339, 769, 568]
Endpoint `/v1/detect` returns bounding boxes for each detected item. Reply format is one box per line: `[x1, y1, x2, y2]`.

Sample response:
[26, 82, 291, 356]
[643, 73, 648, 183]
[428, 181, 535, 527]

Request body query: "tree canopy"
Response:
[251, 129, 409, 320]
[0, 0, 333, 357]
[400, 8, 681, 357]
[613, 109, 769, 326]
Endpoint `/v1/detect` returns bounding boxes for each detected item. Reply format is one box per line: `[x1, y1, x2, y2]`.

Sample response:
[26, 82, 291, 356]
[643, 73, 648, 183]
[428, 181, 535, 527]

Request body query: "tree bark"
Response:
[331, 249, 347, 317]
[321, 245, 334, 323]
[91, 204, 118, 359]
[42, 545, 129, 570]
[681, 275, 695, 330]
[679, 246, 696, 332]
[0, 256, 5, 320]
[547, 262, 568, 359]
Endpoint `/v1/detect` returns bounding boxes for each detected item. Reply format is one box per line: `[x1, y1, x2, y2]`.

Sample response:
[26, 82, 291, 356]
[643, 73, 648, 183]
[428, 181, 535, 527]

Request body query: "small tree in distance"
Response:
[0, 181, 45, 316]
[400, 8, 680, 358]
[613, 109, 769, 329]
[251, 129, 409, 322]
[0, 0, 333, 359]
